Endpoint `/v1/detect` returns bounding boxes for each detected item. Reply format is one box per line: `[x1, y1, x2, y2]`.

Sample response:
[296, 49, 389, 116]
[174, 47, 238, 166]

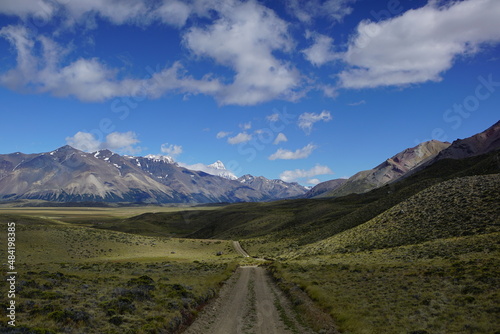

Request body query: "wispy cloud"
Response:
[267, 113, 280, 122]
[287, 0, 356, 24]
[240, 122, 252, 130]
[298, 110, 332, 134]
[0, 0, 194, 28]
[216, 131, 231, 139]
[348, 100, 366, 106]
[269, 143, 316, 160]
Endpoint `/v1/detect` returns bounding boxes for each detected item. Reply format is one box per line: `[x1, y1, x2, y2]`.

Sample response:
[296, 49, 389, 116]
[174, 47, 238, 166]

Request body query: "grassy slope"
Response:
[271, 237, 499, 334]
[291, 174, 500, 257]
[0, 215, 240, 333]
[270, 174, 500, 334]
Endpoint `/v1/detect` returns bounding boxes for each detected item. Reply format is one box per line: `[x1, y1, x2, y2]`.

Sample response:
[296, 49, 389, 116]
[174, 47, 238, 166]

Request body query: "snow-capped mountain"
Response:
[0, 146, 305, 204]
[237, 174, 308, 200]
[207, 160, 238, 180]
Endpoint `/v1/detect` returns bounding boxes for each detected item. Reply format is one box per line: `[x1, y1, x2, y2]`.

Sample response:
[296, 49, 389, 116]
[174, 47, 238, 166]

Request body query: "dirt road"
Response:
[232, 241, 250, 257]
[183, 266, 316, 334]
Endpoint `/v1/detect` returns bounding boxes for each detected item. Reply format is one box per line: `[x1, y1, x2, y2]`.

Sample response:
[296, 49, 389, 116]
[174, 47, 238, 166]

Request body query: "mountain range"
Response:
[0, 147, 306, 204]
[0, 120, 498, 204]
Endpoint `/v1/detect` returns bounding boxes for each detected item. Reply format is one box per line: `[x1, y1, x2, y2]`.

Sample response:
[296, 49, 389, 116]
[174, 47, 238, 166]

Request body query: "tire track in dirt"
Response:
[183, 266, 316, 334]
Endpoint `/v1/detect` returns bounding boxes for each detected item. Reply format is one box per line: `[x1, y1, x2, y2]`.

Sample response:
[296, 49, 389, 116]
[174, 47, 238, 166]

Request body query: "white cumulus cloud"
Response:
[269, 143, 316, 160]
[183, 0, 302, 105]
[307, 178, 321, 185]
[280, 164, 333, 183]
[0, 25, 222, 102]
[106, 131, 140, 152]
[338, 0, 500, 88]
[302, 33, 339, 66]
[227, 132, 252, 145]
[65, 131, 142, 154]
[65, 131, 102, 152]
[160, 143, 183, 157]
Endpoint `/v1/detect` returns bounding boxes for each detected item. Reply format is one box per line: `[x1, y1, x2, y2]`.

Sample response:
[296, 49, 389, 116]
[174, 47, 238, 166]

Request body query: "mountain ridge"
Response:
[312, 139, 451, 198]
[0, 146, 307, 204]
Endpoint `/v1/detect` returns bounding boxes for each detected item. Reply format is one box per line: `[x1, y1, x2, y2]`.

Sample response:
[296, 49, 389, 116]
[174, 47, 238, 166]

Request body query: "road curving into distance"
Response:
[232, 240, 251, 257]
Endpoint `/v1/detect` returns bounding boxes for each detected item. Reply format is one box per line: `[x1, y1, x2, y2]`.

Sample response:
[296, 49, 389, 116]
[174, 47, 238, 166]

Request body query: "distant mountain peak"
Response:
[57, 145, 77, 151]
[236, 174, 307, 199]
[208, 160, 226, 170]
[202, 160, 238, 180]
[433, 120, 500, 160]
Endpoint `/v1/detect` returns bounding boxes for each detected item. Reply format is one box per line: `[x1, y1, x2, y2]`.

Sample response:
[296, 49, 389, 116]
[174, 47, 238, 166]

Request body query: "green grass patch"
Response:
[270, 234, 500, 334]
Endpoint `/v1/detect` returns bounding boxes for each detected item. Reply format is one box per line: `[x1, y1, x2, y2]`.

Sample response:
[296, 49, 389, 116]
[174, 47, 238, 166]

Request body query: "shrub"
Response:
[109, 315, 124, 326]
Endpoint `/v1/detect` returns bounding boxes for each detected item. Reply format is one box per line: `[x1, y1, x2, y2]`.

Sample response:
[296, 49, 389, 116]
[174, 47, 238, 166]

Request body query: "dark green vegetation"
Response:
[0, 150, 499, 333]
[0, 261, 238, 333]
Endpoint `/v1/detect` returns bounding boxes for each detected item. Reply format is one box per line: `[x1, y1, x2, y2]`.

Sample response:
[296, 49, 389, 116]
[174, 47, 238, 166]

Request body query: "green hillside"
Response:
[291, 174, 500, 257]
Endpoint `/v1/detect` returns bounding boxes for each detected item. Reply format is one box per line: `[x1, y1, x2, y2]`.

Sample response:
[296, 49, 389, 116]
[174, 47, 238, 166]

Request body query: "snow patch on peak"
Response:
[207, 160, 238, 180]
[178, 161, 238, 180]
[208, 160, 226, 170]
[217, 171, 238, 180]
[144, 154, 175, 164]
[238, 174, 255, 183]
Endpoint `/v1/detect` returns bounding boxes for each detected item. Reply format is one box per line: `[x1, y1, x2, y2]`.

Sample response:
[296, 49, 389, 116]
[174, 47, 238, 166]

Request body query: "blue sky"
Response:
[0, 0, 499, 185]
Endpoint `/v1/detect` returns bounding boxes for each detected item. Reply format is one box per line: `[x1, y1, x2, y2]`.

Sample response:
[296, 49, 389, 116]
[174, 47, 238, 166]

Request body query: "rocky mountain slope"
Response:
[238, 174, 307, 200]
[0, 146, 306, 204]
[314, 140, 451, 198]
[405, 120, 500, 178]
[303, 178, 347, 198]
